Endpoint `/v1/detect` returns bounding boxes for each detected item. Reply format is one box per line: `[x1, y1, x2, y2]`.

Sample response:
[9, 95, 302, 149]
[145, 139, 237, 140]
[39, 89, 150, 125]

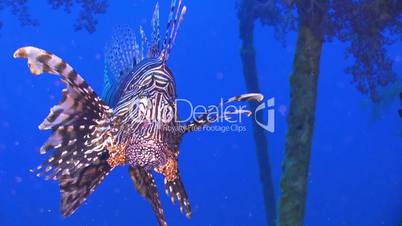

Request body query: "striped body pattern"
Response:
[14, 1, 263, 226]
[112, 59, 180, 171]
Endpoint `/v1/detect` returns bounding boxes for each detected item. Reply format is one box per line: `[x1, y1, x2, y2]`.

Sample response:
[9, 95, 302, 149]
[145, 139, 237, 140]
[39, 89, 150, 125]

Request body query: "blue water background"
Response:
[0, 1, 401, 226]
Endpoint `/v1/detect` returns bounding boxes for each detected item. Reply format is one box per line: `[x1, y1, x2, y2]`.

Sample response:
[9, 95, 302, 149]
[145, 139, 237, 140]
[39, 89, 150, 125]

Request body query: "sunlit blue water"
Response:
[0, 1, 401, 226]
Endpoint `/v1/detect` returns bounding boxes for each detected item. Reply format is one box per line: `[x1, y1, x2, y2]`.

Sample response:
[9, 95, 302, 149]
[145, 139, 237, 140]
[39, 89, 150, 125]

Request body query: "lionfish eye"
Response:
[99, 150, 110, 161]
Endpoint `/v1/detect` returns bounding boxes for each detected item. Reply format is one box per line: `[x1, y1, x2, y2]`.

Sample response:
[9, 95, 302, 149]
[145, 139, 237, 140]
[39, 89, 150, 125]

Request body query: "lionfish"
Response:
[13, 1, 263, 225]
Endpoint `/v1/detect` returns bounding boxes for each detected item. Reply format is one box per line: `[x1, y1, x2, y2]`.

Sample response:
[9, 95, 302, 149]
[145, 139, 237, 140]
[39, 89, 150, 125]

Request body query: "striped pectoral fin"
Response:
[14, 46, 112, 131]
[164, 173, 191, 219]
[129, 166, 167, 226]
[183, 93, 264, 133]
[14, 46, 115, 181]
[14, 47, 101, 103]
[14, 46, 117, 217]
[60, 162, 112, 216]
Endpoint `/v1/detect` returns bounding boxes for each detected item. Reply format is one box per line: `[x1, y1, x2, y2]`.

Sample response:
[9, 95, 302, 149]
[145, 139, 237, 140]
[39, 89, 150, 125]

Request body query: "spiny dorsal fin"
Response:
[140, 25, 148, 60]
[150, 2, 161, 58]
[103, 25, 140, 107]
[160, 0, 187, 63]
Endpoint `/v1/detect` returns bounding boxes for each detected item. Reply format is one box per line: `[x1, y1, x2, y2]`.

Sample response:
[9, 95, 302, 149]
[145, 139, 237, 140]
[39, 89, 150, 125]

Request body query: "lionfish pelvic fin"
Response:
[164, 171, 191, 218]
[129, 167, 167, 226]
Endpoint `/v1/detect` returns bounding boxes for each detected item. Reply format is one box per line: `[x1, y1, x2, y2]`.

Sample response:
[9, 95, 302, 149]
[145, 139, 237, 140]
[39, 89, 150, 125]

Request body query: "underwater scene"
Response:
[0, 0, 401, 226]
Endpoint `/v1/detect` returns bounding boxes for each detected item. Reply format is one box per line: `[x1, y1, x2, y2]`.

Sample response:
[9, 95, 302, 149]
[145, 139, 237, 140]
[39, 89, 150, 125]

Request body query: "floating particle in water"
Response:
[54, 80, 62, 87]
[231, 143, 240, 150]
[1, 121, 10, 129]
[95, 53, 101, 60]
[344, 135, 354, 144]
[216, 72, 224, 80]
[278, 104, 287, 116]
[141, 17, 148, 24]
[15, 176, 23, 183]
[33, 182, 42, 190]
[114, 188, 121, 194]
[336, 81, 346, 89]
[394, 55, 401, 63]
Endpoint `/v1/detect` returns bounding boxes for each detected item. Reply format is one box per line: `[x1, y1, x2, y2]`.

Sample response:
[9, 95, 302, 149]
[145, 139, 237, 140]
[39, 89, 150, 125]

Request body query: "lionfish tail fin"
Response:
[14, 46, 115, 188]
[160, 0, 187, 63]
[183, 93, 264, 133]
[60, 163, 111, 216]
[129, 167, 167, 226]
